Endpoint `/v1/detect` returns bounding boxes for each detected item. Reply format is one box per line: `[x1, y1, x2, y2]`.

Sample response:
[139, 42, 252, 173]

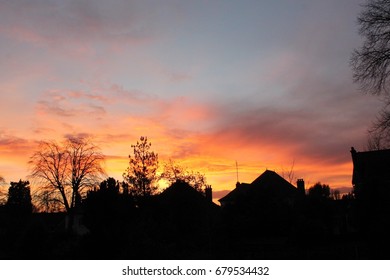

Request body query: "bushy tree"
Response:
[307, 182, 331, 200]
[160, 159, 207, 193]
[99, 177, 120, 194]
[123, 136, 159, 197]
[6, 180, 32, 214]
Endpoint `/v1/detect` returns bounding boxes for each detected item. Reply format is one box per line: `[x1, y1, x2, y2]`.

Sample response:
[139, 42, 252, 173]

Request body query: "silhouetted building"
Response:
[350, 146, 390, 221]
[350, 147, 390, 189]
[219, 170, 301, 208]
[217, 170, 303, 246]
[151, 180, 220, 258]
[158, 180, 219, 213]
[350, 147, 390, 251]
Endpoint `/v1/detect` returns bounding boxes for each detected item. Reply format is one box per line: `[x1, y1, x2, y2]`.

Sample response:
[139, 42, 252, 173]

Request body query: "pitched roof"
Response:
[159, 180, 219, 210]
[351, 147, 390, 185]
[218, 183, 250, 203]
[250, 170, 297, 195]
[219, 170, 297, 203]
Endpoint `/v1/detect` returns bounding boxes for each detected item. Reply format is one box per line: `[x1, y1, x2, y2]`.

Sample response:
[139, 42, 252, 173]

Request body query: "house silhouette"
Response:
[156, 180, 220, 227]
[350, 146, 390, 216]
[350, 147, 390, 231]
[219, 169, 302, 208]
[146, 180, 220, 258]
[350, 147, 390, 189]
[217, 170, 304, 240]
[349, 147, 390, 258]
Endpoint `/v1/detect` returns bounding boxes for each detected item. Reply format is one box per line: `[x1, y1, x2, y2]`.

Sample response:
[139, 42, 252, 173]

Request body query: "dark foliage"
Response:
[123, 136, 159, 197]
[0, 171, 388, 259]
[6, 180, 32, 215]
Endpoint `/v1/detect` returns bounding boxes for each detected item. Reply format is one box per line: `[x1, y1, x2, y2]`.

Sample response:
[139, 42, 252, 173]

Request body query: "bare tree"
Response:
[29, 140, 69, 211]
[351, 0, 390, 95]
[32, 187, 66, 213]
[367, 98, 390, 149]
[331, 189, 341, 200]
[66, 137, 105, 208]
[160, 159, 208, 193]
[280, 160, 296, 184]
[123, 136, 159, 197]
[29, 137, 105, 212]
[351, 1, 390, 149]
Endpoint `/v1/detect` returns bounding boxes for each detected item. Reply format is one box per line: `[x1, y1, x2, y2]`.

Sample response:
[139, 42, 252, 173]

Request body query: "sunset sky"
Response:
[0, 0, 384, 199]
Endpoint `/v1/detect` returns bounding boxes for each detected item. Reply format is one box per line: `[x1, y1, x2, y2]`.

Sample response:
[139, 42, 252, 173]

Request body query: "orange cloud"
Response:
[0, 0, 374, 202]
[0, 78, 359, 199]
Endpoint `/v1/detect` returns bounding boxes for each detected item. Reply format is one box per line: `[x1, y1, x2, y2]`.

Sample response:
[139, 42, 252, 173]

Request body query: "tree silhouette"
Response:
[307, 182, 331, 200]
[84, 177, 127, 231]
[331, 189, 341, 200]
[351, 0, 390, 148]
[32, 188, 63, 213]
[160, 159, 207, 193]
[280, 159, 296, 184]
[351, 0, 390, 95]
[123, 136, 159, 197]
[99, 177, 120, 194]
[0, 175, 6, 205]
[29, 137, 105, 212]
[366, 102, 390, 149]
[66, 137, 105, 208]
[6, 180, 32, 214]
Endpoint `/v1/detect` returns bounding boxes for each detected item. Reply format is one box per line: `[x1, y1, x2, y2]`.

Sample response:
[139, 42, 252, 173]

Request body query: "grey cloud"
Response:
[211, 84, 379, 167]
[37, 90, 107, 118]
[37, 100, 75, 117]
[0, 0, 153, 51]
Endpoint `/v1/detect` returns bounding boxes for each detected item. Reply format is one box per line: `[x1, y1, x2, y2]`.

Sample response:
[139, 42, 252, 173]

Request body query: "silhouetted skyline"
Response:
[0, 0, 383, 195]
[2, 162, 388, 259]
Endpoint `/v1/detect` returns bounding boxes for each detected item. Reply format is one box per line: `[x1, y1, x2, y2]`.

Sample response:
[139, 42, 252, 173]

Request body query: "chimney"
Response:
[205, 185, 212, 202]
[297, 179, 305, 196]
[350, 146, 357, 164]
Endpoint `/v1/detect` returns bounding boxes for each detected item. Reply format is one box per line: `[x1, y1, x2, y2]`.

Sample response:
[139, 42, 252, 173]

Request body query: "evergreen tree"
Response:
[123, 136, 159, 197]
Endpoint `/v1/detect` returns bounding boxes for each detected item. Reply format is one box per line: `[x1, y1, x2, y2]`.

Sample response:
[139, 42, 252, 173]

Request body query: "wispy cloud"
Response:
[0, 0, 378, 190]
[36, 90, 107, 118]
[0, 0, 154, 55]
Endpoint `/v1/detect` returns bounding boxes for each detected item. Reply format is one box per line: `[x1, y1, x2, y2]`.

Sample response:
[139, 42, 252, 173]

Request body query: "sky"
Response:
[0, 0, 384, 199]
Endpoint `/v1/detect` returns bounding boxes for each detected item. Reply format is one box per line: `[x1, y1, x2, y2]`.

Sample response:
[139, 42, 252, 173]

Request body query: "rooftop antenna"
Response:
[235, 160, 239, 183]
